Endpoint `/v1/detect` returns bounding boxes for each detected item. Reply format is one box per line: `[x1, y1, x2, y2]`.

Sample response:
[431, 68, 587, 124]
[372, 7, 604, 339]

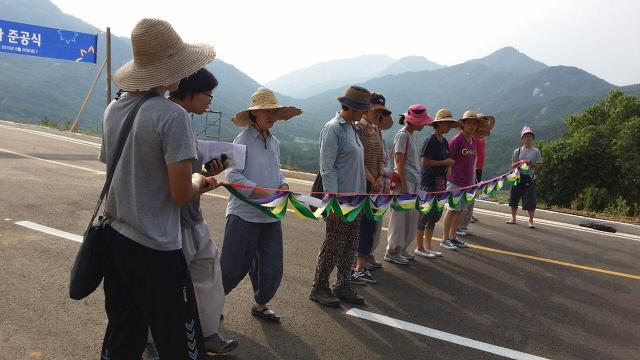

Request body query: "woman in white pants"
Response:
[384, 104, 431, 265]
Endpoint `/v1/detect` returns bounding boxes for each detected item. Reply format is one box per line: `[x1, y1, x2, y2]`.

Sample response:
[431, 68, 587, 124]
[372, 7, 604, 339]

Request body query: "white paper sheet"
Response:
[196, 140, 246, 171]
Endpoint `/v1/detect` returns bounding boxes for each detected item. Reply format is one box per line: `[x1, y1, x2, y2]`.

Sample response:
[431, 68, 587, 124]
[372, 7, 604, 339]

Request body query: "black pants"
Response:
[476, 169, 483, 183]
[101, 225, 205, 360]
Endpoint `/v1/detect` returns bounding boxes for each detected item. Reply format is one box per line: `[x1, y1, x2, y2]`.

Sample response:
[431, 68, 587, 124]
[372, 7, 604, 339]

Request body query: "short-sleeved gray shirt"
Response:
[394, 129, 420, 184]
[99, 92, 197, 251]
[512, 146, 543, 177]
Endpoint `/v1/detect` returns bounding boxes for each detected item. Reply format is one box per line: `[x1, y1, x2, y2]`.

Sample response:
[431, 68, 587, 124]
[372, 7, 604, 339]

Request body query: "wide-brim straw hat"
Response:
[430, 108, 462, 128]
[232, 87, 302, 127]
[337, 86, 372, 111]
[459, 110, 482, 124]
[476, 113, 495, 136]
[113, 18, 216, 91]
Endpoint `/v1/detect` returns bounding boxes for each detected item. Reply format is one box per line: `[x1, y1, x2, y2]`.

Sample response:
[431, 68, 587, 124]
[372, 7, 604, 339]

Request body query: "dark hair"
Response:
[398, 115, 406, 125]
[170, 67, 218, 100]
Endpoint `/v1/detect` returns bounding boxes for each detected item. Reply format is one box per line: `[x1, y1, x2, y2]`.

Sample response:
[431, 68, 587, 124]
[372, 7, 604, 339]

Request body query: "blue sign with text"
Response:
[0, 19, 97, 64]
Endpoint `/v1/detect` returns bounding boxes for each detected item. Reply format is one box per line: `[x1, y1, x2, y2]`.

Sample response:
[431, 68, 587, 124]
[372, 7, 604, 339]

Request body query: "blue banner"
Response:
[0, 19, 97, 64]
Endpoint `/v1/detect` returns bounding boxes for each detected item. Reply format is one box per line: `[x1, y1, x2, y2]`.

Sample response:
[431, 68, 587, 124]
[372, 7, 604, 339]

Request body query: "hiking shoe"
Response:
[400, 249, 415, 260]
[440, 240, 458, 250]
[456, 228, 468, 236]
[361, 269, 377, 284]
[333, 284, 365, 305]
[309, 287, 340, 307]
[384, 251, 409, 265]
[204, 333, 238, 355]
[451, 238, 469, 248]
[414, 249, 437, 259]
[350, 270, 367, 285]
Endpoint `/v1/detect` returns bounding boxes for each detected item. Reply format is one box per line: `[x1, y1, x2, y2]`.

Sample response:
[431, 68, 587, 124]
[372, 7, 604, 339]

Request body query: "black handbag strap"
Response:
[87, 92, 158, 230]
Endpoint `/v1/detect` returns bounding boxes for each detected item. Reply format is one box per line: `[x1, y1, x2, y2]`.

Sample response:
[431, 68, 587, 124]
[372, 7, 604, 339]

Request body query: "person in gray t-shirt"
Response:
[97, 18, 217, 360]
[507, 126, 544, 228]
[167, 68, 237, 354]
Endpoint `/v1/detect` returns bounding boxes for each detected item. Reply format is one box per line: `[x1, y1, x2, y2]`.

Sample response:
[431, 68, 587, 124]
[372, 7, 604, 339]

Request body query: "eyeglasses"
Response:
[203, 92, 213, 102]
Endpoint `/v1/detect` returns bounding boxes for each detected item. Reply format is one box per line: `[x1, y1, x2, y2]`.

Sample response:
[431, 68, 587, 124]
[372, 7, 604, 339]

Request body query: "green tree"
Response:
[536, 89, 640, 216]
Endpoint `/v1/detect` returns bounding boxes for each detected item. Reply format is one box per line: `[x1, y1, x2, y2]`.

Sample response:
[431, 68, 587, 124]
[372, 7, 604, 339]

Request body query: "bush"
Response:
[575, 187, 609, 212]
[604, 197, 631, 217]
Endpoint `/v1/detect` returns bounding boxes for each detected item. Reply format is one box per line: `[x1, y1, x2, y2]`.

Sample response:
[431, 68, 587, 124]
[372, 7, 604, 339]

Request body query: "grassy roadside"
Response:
[487, 192, 640, 225]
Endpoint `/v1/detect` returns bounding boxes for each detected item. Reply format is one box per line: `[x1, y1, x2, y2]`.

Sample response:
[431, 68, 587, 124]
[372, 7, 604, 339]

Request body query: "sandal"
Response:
[251, 306, 280, 323]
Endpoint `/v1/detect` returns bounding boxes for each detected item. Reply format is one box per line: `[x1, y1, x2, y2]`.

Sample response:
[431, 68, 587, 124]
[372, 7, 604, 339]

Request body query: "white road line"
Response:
[474, 208, 640, 242]
[0, 124, 101, 148]
[15, 221, 83, 243]
[346, 308, 548, 360]
[0, 147, 105, 175]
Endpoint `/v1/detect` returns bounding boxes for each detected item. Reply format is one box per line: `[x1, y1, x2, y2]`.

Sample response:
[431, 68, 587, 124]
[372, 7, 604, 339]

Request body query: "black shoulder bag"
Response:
[69, 93, 157, 300]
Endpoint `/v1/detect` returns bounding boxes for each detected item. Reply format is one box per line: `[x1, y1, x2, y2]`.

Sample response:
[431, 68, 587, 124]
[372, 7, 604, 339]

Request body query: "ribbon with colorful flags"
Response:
[220, 169, 523, 223]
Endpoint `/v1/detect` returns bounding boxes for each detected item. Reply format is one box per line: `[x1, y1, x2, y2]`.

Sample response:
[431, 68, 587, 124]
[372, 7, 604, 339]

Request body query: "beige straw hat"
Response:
[430, 108, 462, 128]
[113, 18, 216, 91]
[231, 87, 302, 127]
[476, 113, 495, 136]
[459, 110, 482, 123]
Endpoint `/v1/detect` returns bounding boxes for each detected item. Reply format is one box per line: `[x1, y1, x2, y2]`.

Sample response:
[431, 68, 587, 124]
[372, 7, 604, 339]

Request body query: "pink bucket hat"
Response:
[403, 104, 433, 126]
[521, 126, 535, 139]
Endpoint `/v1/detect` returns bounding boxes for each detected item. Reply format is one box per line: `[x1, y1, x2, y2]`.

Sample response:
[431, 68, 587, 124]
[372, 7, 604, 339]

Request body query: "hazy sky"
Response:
[50, 0, 640, 86]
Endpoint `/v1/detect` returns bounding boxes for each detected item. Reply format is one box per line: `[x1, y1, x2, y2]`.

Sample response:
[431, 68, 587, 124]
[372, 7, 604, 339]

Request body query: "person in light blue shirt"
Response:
[310, 85, 371, 307]
[221, 87, 301, 323]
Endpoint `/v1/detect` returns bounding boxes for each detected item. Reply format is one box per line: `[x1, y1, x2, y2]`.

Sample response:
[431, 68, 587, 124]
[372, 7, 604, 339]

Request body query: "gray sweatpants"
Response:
[459, 200, 475, 229]
[182, 221, 225, 338]
[386, 180, 419, 254]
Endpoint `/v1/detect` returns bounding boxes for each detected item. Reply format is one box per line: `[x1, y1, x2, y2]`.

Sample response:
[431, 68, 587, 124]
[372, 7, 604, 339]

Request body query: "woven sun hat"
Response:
[231, 87, 302, 127]
[337, 86, 372, 111]
[403, 104, 433, 126]
[430, 108, 462, 128]
[113, 18, 216, 91]
[476, 113, 495, 136]
[521, 125, 535, 139]
[459, 110, 482, 124]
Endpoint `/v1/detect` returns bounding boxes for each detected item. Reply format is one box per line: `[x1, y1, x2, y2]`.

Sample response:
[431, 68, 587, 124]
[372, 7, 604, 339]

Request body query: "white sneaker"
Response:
[414, 249, 437, 259]
[456, 228, 468, 236]
[528, 222, 535, 228]
[506, 219, 516, 224]
[428, 250, 443, 257]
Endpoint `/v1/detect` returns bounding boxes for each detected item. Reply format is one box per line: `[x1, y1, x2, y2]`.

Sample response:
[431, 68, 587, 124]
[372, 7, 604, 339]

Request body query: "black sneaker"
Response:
[204, 333, 238, 355]
[361, 269, 377, 284]
[350, 270, 367, 285]
[451, 238, 469, 248]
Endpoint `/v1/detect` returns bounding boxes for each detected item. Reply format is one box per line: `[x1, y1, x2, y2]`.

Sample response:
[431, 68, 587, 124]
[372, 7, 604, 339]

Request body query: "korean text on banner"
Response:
[0, 19, 97, 63]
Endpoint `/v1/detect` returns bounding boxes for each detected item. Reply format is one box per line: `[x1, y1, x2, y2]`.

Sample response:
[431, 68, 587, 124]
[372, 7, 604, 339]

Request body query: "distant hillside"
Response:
[467, 46, 547, 74]
[379, 56, 444, 76]
[265, 55, 395, 98]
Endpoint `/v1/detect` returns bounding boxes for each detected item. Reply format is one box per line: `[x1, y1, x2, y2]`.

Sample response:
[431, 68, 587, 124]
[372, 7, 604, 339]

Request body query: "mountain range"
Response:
[266, 55, 444, 98]
[2, 0, 639, 178]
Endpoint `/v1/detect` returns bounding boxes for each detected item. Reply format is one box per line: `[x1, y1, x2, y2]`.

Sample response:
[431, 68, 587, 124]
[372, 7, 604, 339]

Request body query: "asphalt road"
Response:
[1, 121, 639, 360]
